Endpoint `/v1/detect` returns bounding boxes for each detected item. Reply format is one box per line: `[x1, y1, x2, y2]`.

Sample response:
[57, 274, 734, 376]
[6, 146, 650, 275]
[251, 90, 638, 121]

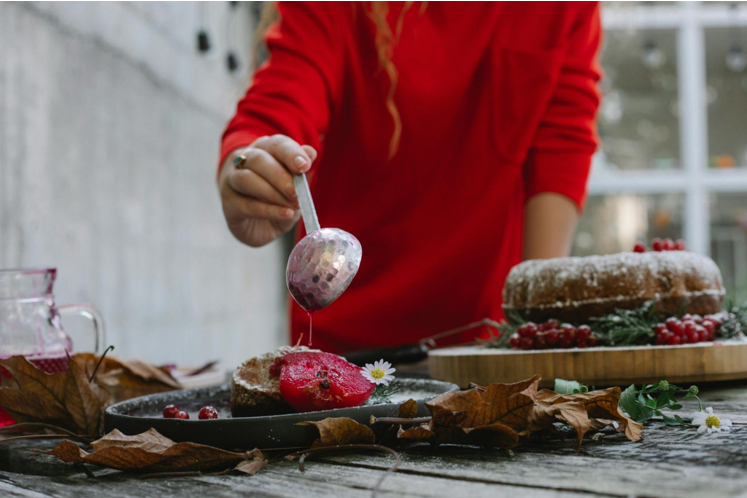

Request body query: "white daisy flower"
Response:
[692, 407, 732, 434]
[361, 360, 396, 386]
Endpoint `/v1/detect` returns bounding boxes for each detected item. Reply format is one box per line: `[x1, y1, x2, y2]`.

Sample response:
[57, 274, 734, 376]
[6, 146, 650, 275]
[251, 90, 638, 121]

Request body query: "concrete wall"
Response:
[0, 2, 288, 368]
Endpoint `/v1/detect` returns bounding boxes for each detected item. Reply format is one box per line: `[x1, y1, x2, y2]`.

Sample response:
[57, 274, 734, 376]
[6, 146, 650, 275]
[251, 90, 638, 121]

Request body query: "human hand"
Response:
[218, 134, 317, 247]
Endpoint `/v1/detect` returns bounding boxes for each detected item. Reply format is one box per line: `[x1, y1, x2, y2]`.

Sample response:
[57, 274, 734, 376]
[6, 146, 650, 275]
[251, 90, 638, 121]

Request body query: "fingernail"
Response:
[293, 155, 309, 171]
[285, 182, 297, 198]
[284, 208, 295, 218]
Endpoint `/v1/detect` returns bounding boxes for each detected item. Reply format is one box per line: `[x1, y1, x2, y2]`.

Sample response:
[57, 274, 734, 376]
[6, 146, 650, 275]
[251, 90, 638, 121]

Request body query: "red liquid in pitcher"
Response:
[0, 354, 69, 427]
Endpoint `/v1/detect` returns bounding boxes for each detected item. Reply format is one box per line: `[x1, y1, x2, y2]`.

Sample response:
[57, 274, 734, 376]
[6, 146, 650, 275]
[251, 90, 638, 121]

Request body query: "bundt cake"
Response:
[503, 251, 725, 324]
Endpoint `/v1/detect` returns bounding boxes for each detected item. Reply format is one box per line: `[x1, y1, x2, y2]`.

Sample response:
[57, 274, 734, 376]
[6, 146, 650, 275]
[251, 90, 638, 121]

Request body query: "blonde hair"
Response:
[254, 2, 423, 159]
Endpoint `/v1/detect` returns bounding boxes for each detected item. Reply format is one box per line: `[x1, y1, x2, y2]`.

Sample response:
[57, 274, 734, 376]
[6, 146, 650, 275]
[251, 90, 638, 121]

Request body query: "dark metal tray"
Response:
[104, 378, 459, 449]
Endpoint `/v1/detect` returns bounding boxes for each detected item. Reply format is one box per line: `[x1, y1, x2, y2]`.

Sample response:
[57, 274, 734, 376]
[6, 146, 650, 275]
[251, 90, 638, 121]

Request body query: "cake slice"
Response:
[230, 345, 319, 417]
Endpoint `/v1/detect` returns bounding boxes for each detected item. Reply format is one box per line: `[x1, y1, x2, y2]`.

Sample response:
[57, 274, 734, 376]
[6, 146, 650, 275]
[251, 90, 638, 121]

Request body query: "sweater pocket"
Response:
[488, 45, 565, 164]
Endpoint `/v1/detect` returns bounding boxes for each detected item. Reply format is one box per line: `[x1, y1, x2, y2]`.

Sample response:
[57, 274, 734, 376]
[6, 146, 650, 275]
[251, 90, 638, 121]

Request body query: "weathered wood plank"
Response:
[318, 425, 747, 498]
[0, 461, 603, 498]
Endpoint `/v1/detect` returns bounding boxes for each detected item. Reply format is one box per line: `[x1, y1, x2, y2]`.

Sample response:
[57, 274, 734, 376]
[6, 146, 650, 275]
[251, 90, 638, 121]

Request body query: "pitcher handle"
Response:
[57, 304, 106, 355]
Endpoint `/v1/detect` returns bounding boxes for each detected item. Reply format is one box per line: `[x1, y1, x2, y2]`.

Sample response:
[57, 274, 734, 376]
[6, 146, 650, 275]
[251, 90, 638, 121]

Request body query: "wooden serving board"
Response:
[428, 341, 747, 388]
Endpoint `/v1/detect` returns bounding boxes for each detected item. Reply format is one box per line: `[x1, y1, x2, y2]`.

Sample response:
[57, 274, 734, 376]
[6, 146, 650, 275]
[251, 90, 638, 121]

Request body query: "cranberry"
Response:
[163, 405, 180, 419]
[674, 239, 687, 250]
[509, 334, 521, 349]
[559, 330, 576, 348]
[707, 329, 716, 342]
[586, 335, 599, 347]
[576, 338, 587, 348]
[668, 334, 682, 345]
[655, 333, 667, 345]
[695, 326, 708, 343]
[654, 323, 667, 335]
[519, 337, 534, 350]
[545, 329, 560, 346]
[651, 238, 664, 251]
[198, 406, 219, 420]
[577, 325, 592, 340]
[545, 319, 559, 330]
[175, 411, 190, 420]
[682, 320, 696, 335]
[663, 238, 675, 251]
[702, 319, 716, 334]
[534, 335, 548, 350]
[518, 322, 538, 338]
[692, 314, 703, 325]
[633, 242, 646, 253]
[665, 317, 683, 335]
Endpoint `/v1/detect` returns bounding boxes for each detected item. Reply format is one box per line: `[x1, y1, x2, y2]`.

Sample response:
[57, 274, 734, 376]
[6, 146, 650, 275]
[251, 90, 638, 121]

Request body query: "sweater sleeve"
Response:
[523, 2, 602, 211]
[219, 2, 345, 168]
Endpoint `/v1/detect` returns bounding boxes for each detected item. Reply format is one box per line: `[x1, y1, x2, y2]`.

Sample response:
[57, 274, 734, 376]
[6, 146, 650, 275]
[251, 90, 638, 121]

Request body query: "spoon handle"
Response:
[293, 173, 321, 234]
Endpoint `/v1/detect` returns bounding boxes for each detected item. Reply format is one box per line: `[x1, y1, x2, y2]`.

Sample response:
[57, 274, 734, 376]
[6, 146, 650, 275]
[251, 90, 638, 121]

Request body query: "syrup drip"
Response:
[306, 310, 314, 346]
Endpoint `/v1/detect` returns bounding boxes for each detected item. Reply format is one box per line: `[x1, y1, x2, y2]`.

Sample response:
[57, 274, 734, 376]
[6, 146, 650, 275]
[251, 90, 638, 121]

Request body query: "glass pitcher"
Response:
[0, 268, 105, 372]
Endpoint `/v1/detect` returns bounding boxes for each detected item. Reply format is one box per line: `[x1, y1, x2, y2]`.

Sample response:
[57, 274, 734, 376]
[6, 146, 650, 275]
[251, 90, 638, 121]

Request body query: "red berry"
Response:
[586, 335, 599, 347]
[663, 238, 675, 251]
[682, 320, 696, 335]
[674, 239, 687, 250]
[692, 314, 703, 325]
[633, 242, 646, 253]
[519, 337, 534, 350]
[654, 323, 667, 335]
[702, 320, 716, 334]
[509, 334, 521, 349]
[652, 238, 664, 251]
[655, 333, 667, 345]
[163, 405, 180, 418]
[665, 317, 683, 335]
[668, 334, 682, 345]
[695, 326, 708, 343]
[518, 323, 538, 338]
[559, 330, 575, 348]
[279, 352, 375, 413]
[175, 410, 190, 420]
[545, 329, 560, 346]
[534, 335, 548, 350]
[545, 319, 559, 330]
[198, 406, 219, 420]
[577, 325, 592, 340]
[707, 329, 716, 342]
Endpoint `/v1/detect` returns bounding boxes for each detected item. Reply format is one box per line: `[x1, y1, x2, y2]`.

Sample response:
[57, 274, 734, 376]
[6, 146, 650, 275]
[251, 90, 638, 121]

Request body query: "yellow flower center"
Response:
[370, 368, 386, 379]
[705, 414, 721, 428]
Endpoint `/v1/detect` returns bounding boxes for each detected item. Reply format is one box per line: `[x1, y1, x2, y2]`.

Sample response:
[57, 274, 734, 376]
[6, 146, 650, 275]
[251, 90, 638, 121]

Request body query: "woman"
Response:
[218, 2, 602, 353]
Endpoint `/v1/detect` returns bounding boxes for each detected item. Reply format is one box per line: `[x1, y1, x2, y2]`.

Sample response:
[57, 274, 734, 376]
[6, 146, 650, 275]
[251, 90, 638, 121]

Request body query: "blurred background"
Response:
[1, 2, 746, 367]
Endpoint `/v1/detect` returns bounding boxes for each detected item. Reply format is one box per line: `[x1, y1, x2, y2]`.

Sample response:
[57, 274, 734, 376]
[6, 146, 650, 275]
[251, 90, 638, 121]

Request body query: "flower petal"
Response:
[697, 424, 707, 434]
[706, 407, 714, 414]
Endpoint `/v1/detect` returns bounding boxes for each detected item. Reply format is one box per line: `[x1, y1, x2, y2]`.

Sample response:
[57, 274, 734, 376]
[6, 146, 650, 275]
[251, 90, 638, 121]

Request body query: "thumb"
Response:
[301, 145, 318, 164]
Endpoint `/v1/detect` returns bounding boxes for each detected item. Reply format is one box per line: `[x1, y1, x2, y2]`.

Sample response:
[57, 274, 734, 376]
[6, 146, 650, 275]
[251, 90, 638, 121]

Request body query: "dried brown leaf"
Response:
[64, 356, 106, 435]
[425, 375, 540, 432]
[0, 356, 67, 404]
[76, 353, 180, 404]
[529, 400, 591, 449]
[43, 429, 252, 472]
[397, 398, 418, 419]
[298, 417, 376, 448]
[0, 389, 72, 426]
[535, 388, 642, 443]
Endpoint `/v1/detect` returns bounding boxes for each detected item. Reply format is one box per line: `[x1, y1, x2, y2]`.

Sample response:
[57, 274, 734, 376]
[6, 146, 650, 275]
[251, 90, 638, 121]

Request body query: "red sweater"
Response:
[221, 2, 602, 353]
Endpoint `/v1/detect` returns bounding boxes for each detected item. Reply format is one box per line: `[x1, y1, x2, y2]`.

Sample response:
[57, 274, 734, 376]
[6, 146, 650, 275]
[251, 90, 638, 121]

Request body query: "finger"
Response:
[228, 169, 297, 209]
[301, 145, 318, 163]
[241, 148, 298, 202]
[253, 135, 312, 174]
[226, 195, 297, 222]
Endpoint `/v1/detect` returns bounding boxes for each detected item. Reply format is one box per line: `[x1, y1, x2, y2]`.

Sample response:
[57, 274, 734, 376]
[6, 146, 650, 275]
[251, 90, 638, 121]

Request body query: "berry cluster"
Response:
[633, 238, 686, 253]
[508, 320, 599, 350]
[654, 313, 725, 345]
[162, 404, 219, 420]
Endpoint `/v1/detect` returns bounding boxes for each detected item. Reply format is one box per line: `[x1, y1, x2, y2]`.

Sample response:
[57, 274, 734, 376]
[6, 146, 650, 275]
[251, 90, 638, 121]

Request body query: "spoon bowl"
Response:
[286, 228, 362, 313]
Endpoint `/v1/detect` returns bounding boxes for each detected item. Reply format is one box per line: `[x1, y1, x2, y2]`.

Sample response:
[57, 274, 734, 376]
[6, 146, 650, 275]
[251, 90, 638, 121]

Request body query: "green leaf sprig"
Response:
[554, 378, 589, 394]
[619, 381, 702, 426]
[365, 381, 401, 405]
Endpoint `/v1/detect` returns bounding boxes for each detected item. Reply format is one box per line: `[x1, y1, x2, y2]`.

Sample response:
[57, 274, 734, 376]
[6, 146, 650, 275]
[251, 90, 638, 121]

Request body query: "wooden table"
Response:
[2, 380, 747, 498]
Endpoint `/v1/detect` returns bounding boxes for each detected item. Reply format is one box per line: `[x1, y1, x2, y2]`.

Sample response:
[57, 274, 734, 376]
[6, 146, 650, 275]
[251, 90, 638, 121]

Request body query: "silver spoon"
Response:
[286, 173, 362, 313]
